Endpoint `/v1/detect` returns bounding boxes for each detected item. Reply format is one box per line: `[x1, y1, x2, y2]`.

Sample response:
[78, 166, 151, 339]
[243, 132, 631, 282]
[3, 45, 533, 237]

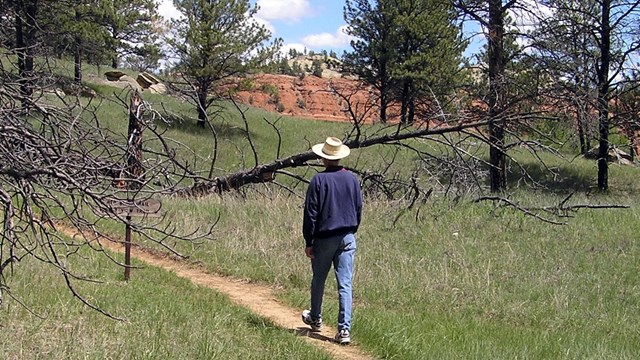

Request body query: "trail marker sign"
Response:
[104, 198, 162, 218]
[103, 197, 162, 281]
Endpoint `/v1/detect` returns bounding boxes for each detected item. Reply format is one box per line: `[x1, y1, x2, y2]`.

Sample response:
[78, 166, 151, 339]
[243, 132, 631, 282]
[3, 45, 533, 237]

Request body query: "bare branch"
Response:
[173, 118, 494, 196]
[474, 195, 630, 225]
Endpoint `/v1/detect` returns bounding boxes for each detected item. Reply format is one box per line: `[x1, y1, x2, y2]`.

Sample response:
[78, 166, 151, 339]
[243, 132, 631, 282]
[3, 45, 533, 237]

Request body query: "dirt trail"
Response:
[90, 235, 375, 360]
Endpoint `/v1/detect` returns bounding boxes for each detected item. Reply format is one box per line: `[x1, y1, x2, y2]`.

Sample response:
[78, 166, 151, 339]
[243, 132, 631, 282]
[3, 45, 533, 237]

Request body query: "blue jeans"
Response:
[310, 233, 356, 331]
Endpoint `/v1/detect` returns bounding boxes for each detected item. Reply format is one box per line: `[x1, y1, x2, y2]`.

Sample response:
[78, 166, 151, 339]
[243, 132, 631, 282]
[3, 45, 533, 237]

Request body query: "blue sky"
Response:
[157, 0, 484, 57]
[158, 0, 355, 55]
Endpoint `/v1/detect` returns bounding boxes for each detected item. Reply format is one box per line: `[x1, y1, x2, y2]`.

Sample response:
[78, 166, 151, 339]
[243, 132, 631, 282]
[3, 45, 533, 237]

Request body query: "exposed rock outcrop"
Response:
[105, 70, 127, 81]
[136, 72, 161, 88]
[148, 83, 167, 94]
[584, 146, 635, 165]
[103, 71, 142, 91]
[233, 74, 382, 123]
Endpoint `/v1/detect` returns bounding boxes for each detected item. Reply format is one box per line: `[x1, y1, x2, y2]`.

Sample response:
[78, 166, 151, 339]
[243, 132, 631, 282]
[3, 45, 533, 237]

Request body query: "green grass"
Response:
[4, 58, 640, 359]
[0, 245, 330, 359]
[137, 185, 639, 359]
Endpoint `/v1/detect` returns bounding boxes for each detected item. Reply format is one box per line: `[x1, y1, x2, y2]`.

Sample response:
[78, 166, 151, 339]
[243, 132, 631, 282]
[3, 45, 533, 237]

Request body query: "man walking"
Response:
[301, 137, 363, 345]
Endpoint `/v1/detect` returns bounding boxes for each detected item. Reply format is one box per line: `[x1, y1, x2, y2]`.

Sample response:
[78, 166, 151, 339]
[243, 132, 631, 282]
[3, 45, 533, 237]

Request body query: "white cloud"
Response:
[253, 16, 276, 35]
[280, 43, 307, 56]
[159, 0, 276, 35]
[157, 0, 182, 20]
[257, 0, 312, 22]
[510, 0, 553, 30]
[303, 25, 354, 49]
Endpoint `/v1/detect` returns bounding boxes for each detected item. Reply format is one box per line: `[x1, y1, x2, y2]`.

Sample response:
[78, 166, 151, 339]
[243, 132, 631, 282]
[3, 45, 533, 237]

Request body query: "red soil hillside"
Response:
[233, 73, 379, 123]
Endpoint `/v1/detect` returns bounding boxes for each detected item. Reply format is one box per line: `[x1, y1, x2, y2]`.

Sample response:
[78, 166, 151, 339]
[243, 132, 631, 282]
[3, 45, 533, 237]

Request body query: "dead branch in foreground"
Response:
[0, 74, 213, 319]
[174, 118, 493, 197]
[474, 194, 630, 225]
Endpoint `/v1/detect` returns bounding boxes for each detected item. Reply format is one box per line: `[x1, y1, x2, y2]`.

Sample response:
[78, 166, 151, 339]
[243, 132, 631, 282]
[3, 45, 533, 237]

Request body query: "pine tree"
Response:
[530, 0, 640, 191]
[530, 0, 601, 155]
[343, 0, 397, 123]
[454, 0, 523, 192]
[12, 0, 38, 97]
[42, 0, 109, 82]
[390, 0, 466, 124]
[168, 0, 281, 128]
[99, 0, 163, 69]
[344, 0, 465, 124]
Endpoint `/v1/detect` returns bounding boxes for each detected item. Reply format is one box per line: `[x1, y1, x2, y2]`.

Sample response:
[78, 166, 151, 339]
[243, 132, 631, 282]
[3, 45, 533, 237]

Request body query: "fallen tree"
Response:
[174, 118, 494, 196]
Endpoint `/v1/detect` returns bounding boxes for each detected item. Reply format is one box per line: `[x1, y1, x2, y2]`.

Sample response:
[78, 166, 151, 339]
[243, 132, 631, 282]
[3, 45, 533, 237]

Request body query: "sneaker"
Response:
[335, 329, 350, 345]
[301, 310, 322, 331]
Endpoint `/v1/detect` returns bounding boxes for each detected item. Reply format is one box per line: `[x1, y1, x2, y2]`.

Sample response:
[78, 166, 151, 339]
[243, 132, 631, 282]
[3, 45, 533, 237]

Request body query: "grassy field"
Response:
[140, 188, 640, 359]
[0, 245, 331, 359]
[2, 64, 640, 359]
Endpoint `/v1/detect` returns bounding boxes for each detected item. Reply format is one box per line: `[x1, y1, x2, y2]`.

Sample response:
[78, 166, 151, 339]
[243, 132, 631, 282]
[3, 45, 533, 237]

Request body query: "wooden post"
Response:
[124, 214, 132, 281]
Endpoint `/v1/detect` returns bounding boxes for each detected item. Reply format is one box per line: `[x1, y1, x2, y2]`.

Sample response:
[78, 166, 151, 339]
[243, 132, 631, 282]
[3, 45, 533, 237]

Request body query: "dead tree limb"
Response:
[474, 195, 630, 225]
[173, 118, 494, 197]
[1, 55, 214, 318]
[124, 90, 146, 189]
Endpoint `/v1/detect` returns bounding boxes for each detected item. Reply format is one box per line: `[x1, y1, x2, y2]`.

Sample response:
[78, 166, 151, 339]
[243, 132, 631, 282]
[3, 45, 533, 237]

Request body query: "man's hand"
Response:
[305, 246, 314, 259]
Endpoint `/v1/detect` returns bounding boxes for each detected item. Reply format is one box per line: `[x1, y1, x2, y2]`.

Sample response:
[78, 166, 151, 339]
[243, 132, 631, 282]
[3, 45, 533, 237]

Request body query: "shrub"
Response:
[236, 77, 255, 91]
[311, 60, 323, 78]
[268, 93, 280, 105]
[260, 83, 278, 97]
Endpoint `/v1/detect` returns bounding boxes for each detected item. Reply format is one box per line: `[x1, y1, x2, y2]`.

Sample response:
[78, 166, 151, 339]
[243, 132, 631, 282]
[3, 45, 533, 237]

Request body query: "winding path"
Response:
[89, 233, 375, 360]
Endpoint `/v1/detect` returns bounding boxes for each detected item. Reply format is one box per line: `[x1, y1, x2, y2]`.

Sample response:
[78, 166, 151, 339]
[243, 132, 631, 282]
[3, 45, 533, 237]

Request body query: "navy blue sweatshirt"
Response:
[303, 166, 362, 247]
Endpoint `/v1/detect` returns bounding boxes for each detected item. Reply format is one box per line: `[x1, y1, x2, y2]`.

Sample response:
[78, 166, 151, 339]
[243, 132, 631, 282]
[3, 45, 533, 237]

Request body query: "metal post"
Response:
[124, 214, 132, 281]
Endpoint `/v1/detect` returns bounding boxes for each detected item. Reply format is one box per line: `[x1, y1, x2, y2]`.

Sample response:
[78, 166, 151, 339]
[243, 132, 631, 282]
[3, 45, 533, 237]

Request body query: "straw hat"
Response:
[312, 137, 351, 160]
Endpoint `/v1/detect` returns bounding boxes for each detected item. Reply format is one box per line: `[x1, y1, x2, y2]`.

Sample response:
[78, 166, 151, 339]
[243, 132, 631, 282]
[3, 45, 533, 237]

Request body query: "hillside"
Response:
[232, 73, 378, 123]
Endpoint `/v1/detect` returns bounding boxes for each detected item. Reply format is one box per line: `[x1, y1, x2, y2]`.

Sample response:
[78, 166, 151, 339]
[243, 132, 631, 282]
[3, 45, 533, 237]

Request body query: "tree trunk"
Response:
[15, 10, 26, 89]
[408, 96, 415, 125]
[630, 128, 636, 162]
[197, 86, 208, 128]
[379, 62, 388, 123]
[487, 0, 507, 192]
[74, 9, 82, 83]
[15, 0, 37, 98]
[74, 45, 82, 83]
[175, 118, 494, 197]
[400, 79, 410, 124]
[577, 103, 587, 154]
[597, 0, 611, 191]
[380, 93, 388, 124]
[125, 91, 145, 189]
[112, 33, 119, 68]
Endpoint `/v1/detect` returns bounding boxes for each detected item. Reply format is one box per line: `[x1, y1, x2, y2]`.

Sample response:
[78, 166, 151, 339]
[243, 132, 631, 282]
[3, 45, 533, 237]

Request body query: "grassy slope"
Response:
[155, 190, 640, 359]
[0, 246, 330, 359]
[2, 64, 640, 358]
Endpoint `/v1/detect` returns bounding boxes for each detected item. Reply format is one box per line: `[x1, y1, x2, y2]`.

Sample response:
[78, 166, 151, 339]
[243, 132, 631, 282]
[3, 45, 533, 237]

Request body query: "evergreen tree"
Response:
[100, 0, 163, 69]
[454, 0, 523, 191]
[343, 0, 398, 123]
[390, 0, 466, 124]
[530, 0, 601, 155]
[71, 1, 109, 82]
[167, 0, 281, 128]
[344, 0, 464, 124]
[123, 43, 163, 71]
[311, 59, 323, 77]
[276, 57, 294, 75]
[42, 0, 109, 82]
[11, 0, 38, 97]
